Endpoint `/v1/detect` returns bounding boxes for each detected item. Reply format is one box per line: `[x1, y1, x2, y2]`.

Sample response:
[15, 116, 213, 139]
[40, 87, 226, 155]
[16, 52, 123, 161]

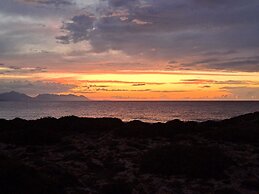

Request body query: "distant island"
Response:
[0, 91, 88, 102]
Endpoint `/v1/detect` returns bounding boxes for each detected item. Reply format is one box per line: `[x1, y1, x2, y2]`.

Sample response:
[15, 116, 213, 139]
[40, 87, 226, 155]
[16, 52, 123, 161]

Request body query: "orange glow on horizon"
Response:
[1, 67, 259, 100]
[28, 70, 258, 100]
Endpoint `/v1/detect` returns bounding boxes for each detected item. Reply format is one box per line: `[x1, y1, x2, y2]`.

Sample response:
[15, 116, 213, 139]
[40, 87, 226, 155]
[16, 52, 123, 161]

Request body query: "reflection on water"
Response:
[0, 101, 259, 122]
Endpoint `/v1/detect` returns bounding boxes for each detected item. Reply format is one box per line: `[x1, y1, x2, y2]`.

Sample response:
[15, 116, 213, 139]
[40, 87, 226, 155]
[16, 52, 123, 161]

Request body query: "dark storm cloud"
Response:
[178, 79, 259, 85]
[95, 88, 151, 92]
[0, 80, 76, 96]
[0, 0, 83, 59]
[202, 50, 237, 56]
[132, 83, 146, 87]
[0, 63, 46, 74]
[57, 14, 95, 44]
[58, 0, 259, 72]
[0, 0, 73, 18]
[179, 56, 259, 72]
[24, 0, 74, 7]
[152, 90, 189, 93]
[208, 60, 259, 72]
[106, 0, 139, 8]
[83, 80, 165, 85]
[201, 85, 211, 88]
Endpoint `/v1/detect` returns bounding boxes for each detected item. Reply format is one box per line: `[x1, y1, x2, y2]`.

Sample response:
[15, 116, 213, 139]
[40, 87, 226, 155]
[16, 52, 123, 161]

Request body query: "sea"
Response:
[0, 101, 259, 122]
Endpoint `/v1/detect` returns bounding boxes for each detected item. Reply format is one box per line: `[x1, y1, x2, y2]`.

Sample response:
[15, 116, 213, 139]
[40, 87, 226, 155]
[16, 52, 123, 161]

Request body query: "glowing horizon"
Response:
[1, 0, 259, 100]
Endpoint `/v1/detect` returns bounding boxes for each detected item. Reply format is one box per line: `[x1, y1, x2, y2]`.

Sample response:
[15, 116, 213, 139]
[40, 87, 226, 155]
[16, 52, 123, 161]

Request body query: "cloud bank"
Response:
[57, 0, 259, 72]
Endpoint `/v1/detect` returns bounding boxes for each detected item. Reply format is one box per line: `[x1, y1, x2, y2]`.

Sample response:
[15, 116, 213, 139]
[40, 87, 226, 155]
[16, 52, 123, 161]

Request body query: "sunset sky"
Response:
[0, 0, 259, 100]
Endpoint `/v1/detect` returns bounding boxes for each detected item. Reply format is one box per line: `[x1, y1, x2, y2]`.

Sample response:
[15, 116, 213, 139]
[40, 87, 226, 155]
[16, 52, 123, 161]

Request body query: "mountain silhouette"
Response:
[0, 91, 31, 101]
[0, 91, 88, 101]
[35, 94, 88, 101]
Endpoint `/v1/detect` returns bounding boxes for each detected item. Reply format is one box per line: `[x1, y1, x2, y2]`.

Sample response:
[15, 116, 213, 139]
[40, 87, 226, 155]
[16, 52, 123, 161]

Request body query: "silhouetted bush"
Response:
[203, 112, 259, 144]
[206, 127, 259, 144]
[58, 116, 123, 133]
[140, 144, 234, 179]
[0, 154, 63, 194]
[40, 164, 80, 189]
[115, 119, 198, 138]
[0, 127, 61, 145]
[214, 187, 241, 194]
[115, 120, 153, 138]
[0, 112, 258, 193]
[241, 179, 259, 191]
[0, 117, 124, 145]
[100, 181, 132, 194]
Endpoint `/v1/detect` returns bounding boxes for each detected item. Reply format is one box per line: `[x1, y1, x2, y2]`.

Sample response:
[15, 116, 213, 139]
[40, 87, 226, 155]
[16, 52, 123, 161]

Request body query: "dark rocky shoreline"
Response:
[0, 112, 259, 194]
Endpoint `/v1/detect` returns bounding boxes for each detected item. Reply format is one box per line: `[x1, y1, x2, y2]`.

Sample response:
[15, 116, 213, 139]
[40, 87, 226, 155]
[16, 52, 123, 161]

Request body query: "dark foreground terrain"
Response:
[0, 112, 259, 194]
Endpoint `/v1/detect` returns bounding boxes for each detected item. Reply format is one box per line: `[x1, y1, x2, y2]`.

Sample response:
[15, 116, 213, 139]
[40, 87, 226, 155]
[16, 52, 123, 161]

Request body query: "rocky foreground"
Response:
[0, 112, 259, 194]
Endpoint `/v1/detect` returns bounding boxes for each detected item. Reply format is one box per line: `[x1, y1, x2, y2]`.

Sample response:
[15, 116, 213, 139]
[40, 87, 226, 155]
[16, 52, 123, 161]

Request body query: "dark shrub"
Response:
[0, 117, 124, 145]
[204, 125, 259, 145]
[0, 127, 61, 145]
[203, 112, 259, 144]
[241, 179, 259, 191]
[114, 120, 153, 138]
[0, 155, 62, 194]
[100, 181, 132, 194]
[214, 187, 241, 194]
[40, 164, 80, 188]
[115, 119, 199, 138]
[140, 144, 234, 179]
[58, 116, 123, 132]
[0, 117, 61, 145]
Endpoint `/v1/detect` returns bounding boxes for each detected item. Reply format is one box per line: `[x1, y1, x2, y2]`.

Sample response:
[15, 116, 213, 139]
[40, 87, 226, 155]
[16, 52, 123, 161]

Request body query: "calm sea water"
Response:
[0, 101, 259, 122]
